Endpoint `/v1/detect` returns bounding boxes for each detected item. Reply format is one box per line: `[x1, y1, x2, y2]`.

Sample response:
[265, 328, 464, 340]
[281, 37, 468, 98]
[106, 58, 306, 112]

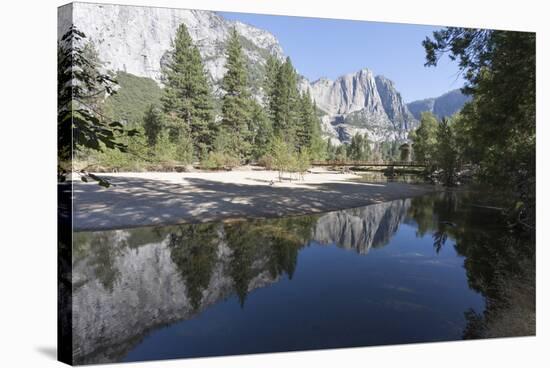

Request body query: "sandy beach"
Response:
[71, 168, 434, 231]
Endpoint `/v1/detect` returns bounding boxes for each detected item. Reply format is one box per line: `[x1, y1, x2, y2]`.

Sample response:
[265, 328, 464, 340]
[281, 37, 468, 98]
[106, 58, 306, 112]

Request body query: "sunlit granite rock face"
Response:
[313, 199, 410, 253]
[375, 75, 417, 132]
[58, 2, 284, 96]
[300, 71, 418, 143]
[58, 3, 419, 144]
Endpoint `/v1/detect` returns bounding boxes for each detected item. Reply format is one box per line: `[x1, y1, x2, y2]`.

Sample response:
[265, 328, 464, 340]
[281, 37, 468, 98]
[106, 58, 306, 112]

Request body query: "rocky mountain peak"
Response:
[375, 75, 416, 131]
[407, 89, 470, 120]
[301, 68, 417, 143]
[59, 3, 464, 145]
[58, 2, 285, 93]
[306, 67, 381, 116]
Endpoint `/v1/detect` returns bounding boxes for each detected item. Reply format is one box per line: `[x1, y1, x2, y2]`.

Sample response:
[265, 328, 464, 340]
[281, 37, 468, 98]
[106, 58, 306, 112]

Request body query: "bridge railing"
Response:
[311, 160, 430, 167]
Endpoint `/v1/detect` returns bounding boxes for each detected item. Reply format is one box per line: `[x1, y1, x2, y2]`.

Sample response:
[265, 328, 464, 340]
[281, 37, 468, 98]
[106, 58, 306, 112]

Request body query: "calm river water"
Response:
[69, 189, 534, 364]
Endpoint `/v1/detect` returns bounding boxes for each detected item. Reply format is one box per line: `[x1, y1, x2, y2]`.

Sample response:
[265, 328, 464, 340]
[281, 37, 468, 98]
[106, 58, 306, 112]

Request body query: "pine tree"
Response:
[57, 26, 138, 186]
[221, 28, 252, 161]
[326, 139, 337, 161]
[263, 55, 282, 120]
[142, 104, 164, 147]
[435, 118, 459, 185]
[308, 101, 327, 160]
[272, 57, 300, 143]
[411, 111, 439, 161]
[162, 23, 214, 161]
[348, 133, 371, 161]
[294, 91, 326, 159]
[247, 100, 273, 160]
[296, 90, 314, 150]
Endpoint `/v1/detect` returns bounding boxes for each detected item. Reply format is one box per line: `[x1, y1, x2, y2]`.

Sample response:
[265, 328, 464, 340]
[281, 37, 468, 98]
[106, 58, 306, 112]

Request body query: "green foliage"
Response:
[225, 223, 257, 307]
[57, 26, 138, 185]
[270, 57, 300, 145]
[410, 112, 460, 184]
[435, 118, 459, 185]
[411, 111, 438, 161]
[168, 224, 219, 310]
[335, 144, 348, 162]
[367, 141, 400, 162]
[310, 133, 328, 161]
[271, 135, 295, 181]
[150, 130, 179, 164]
[424, 28, 535, 226]
[326, 140, 337, 161]
[296, 90, 316, 150]
[257, 154, 275, 170]
[86, 124, 148, 171]
[142, 104, 164, 147]
[103, 71, 162, 127]
[173, 131, 194, 164]
[294, 149, 312, 179]
[262, 56, 323, 160]
[263, 55, 282, 119]
[247, 100, 273, 160]
[221, 28, 252, 161]
[200, 151, 240, 170]
[74, 26, 326, 171]
[162, 23, 215, 160]
[347, 133, 372, 161]
[236, 35, 272, 97]
[423, 28, 493, 92]
[225, 215, 317, 306]
[407, 191, 534, 338]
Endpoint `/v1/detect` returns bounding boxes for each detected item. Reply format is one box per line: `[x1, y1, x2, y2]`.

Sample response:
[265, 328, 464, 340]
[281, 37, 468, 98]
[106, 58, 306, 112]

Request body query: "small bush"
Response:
[200, 151, 240, 170]
[295, 149, 311, 180]
[257, 154, 275, 170]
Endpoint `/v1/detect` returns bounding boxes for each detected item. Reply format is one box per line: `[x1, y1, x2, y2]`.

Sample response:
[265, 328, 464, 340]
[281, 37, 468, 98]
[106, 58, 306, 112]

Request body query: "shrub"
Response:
[295, 149, 311, 180]
[271, 136, 294, 181]
[200, 151, 240, 170]
[257, 154, 274, 170]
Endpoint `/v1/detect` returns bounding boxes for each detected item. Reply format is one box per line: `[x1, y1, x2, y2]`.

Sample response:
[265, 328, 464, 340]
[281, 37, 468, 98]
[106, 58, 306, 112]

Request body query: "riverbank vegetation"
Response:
[409, 29, 535, 228]
[60, 21, 536, 342]
[413, 28, 536, 337]
[408, 190, 535, 338]
[60, 24, 329, 176]
[59, 23, 411, 182]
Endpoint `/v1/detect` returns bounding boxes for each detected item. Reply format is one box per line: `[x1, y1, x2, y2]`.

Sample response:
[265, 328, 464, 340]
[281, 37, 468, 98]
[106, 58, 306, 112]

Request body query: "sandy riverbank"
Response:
[70, 168, 434, 231]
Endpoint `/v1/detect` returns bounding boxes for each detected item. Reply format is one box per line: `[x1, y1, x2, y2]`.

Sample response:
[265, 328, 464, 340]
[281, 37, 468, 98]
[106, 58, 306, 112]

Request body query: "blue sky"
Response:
[219, 12, 465, 102]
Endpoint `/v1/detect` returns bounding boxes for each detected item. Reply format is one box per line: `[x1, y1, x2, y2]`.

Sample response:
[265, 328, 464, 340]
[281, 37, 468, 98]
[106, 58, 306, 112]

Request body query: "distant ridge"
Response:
[407, 89, 471, 120]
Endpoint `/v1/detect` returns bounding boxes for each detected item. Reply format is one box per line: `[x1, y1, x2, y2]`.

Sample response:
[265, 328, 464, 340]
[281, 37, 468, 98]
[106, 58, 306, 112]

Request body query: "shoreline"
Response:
[72, 169, 436, 232]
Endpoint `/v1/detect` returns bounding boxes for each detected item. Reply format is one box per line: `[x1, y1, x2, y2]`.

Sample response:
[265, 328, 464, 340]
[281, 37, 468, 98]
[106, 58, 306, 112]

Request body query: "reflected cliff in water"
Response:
[70, 192, 534, 364]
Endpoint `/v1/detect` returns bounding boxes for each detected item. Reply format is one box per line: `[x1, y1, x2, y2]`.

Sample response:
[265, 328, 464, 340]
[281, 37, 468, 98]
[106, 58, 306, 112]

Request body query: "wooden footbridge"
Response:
[311, 160, 430, 168]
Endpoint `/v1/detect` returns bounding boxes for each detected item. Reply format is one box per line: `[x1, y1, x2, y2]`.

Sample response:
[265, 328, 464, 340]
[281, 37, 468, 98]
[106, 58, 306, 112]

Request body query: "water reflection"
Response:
[356, 171, 426, 184]
[406, 191, 535, 339]
[70, 191, 535, 364]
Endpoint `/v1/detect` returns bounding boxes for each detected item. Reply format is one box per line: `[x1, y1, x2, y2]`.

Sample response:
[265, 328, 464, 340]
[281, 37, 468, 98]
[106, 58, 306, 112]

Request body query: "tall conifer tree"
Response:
[272, 57, 300, 143]
[221, 28, 251, 160]
[297, 90, 317, 150]
[162, 23, 214, 160]
[248, 100, 273, 159]
[263, 55, 282, 121]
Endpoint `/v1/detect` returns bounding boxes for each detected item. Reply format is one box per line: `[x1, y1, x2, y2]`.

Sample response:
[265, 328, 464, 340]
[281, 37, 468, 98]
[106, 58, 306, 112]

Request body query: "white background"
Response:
[0, 0, 547, 367]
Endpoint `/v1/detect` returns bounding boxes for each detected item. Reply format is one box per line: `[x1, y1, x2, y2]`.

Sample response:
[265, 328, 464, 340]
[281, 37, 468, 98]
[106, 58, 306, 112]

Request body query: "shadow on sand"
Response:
[72, 176, 433, 231]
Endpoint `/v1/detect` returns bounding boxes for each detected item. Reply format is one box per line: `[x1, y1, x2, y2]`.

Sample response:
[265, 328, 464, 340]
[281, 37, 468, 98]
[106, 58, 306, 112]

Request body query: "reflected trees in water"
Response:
[168, 223, 221, 310]
[225, 216, 316, 307]
[407, 191, 535, 338]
